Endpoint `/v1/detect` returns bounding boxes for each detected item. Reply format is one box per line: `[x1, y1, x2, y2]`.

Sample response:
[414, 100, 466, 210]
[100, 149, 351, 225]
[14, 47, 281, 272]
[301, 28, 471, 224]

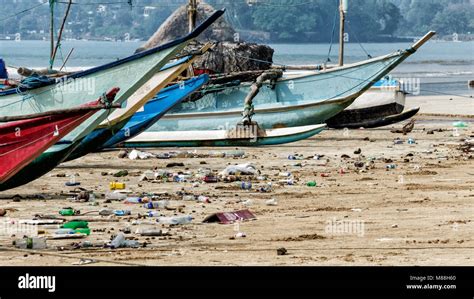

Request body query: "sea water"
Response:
[1, 40, 472, 96]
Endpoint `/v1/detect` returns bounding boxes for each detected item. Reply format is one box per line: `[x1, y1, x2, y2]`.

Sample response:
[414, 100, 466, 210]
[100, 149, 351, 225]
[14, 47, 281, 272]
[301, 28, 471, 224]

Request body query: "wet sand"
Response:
[0, 110, 472, 266]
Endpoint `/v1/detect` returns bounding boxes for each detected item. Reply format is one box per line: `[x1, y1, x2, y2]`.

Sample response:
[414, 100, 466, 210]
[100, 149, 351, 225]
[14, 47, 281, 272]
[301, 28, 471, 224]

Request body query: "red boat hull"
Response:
[0, 103, 98, 184]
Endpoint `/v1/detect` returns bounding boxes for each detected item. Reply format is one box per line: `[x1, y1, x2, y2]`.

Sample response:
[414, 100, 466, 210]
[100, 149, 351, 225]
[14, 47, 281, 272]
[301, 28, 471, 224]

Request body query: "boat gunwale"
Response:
[0, 10, 225, 97]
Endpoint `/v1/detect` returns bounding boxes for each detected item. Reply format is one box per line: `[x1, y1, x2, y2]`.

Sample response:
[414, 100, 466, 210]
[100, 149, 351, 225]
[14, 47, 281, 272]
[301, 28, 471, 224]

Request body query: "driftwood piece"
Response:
[241, 69, 283, 125]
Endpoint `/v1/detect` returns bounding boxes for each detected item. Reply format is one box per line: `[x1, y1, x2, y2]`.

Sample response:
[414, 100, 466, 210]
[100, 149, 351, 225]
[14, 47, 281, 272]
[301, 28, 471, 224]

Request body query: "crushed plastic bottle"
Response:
[114, 210, 131, 216]
[110, 232, 140, 249]
[124, 197, 142, 204]
[105, 191, 127, 201]
[156, 215, 193, 225]
[238, 181, 252, 190]
[14, 237, 47, 249]
[143, 200, 169, 209]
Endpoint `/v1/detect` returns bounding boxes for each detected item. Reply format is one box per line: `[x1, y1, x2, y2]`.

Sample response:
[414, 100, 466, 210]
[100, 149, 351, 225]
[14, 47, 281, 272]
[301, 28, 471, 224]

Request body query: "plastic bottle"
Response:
[143, 201, 169, 209]
[278, 172, 292, 177]
[55, 228, 90, 235]
[114, 210, 131, 216]
[14, 237, 47, 249]
[182, 195, 196, 201]
[146, 211, 162, 217]
[105, 192, 127, 201]
[61, 221, 88, 229]
[136, 229, 164, 236]
[124, 197, 142, 204]
[237, 181, 252, 190]
[279, 179, 294, 185]
[408, 138, 416, 144]
[59, 208, 77, 216]
[110, 232, 125, 248]
[386, 164, 397, 169]
[197, 195, 210, 203]
[306, 181, 317, 187]
[204, 176, 218, 183]
[54, 228, 75, 235]
[156, 215, 193, 225]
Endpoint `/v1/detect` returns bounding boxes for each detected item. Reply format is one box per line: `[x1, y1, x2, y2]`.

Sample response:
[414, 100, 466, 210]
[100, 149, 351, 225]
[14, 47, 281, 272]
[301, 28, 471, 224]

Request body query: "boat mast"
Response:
[338, 0, 348, 66]
[51, 0, 73, 69]
[49, 0, 55, 69]
[188, 0, 197, 33]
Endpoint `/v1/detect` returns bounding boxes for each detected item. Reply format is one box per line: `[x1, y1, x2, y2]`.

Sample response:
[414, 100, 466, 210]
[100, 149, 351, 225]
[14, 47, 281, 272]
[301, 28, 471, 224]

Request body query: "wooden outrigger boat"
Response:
[124, 124, 327, 148]
[0, 91, 118, 184]
[125, 32, 434, 148]
[103, 74, 209, 149]
[326, 78, 420, 128]
[0, 10, 225, 190]
[64, 48, 211, 161]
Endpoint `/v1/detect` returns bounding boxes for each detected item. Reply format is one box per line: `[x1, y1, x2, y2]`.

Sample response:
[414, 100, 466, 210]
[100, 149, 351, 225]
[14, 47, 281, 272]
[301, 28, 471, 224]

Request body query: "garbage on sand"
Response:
[203, 210, 256, 224]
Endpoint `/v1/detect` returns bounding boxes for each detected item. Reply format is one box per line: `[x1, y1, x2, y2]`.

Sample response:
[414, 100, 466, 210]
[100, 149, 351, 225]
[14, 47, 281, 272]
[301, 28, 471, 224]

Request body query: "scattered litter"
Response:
[109, 182, 126, 190]
[453, 121, 468, 128]
[128, 149, 155, 160]
[203, 210, 256, 224]
[114, 210, 131, 216]
[72, 259, 97, 265]
[237, 181, 252, 190]
[219, 163, 258, 176]
[156, 215, 193, 225]
[110, 232, 140, 248]
[166, 162, 185, 168]
[14, 237, 47, 249]
[233, 232, 246, 238]
[306, 181, 317, 187]
[136, 228, 169, 236]
[265, 198, 278, 206]
[59, 208, 80, 216]
[61, 221, 88, 230]
[113, 170, 128, 177]
[143, 200, 169, 209]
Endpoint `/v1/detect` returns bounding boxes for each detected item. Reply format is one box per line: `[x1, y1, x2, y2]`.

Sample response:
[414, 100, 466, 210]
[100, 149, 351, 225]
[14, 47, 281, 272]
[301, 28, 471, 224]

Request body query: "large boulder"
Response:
[137, 2, 274, 73]
[137, 2, 235, 51]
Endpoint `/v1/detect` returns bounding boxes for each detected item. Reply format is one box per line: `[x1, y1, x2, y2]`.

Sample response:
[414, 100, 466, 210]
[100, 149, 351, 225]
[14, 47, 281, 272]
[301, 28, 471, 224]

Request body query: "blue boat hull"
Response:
[103, 75, 209, 148]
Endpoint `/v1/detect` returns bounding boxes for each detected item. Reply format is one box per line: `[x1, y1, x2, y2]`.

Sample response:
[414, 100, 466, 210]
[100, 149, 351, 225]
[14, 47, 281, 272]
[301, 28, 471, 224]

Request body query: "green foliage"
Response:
[0, 0, 472, 42]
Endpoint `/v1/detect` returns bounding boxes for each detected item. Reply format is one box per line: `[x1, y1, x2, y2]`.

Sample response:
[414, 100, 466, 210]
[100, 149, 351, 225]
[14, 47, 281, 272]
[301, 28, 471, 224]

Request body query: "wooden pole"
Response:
[338, 0, 345, 66]
[51, 0, 73, 67]
[49, 0, 55, 69]
[188, 0, 197, 33]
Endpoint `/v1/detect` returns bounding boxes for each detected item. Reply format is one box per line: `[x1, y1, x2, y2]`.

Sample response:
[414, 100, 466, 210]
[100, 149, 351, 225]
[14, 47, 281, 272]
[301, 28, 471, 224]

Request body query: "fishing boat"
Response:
[0, 10, 225, 190]
[103, 74, 209, 149]
[325, 78, 420, 128]
[130, 32, 434, 143]
[64, 48, 210, 161]
[124, 124, 327, 148]
[0, 92, 118, 184]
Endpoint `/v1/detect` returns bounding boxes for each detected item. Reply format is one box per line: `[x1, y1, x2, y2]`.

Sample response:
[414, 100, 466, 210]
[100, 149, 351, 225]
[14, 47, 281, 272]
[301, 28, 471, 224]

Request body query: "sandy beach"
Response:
[0, 97, 472, 266]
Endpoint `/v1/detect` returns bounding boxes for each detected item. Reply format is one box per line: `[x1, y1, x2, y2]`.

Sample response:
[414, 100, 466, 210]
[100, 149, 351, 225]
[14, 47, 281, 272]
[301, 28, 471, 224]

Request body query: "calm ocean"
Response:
[1, 40, 473, 96]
